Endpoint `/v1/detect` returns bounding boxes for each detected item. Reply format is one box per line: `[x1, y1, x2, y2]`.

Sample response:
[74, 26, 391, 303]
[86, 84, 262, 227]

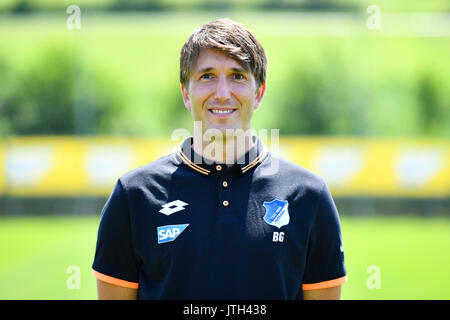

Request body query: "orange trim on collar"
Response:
[176, 139, 268, 175]
[241, 149, 268, 173]
[177, 148, 210, 175]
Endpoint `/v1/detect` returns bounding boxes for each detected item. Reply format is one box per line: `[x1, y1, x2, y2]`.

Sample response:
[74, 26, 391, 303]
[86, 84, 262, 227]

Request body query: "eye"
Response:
[233, 73, 245, 80]
[200, 73, 213, 80]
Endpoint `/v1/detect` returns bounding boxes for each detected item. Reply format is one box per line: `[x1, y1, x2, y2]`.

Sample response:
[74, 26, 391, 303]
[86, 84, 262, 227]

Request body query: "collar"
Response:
[175, 136, 268, 176]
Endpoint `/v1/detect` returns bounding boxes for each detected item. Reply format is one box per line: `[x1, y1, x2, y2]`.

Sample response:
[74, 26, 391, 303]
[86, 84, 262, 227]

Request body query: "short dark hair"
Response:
[180, 18, 267, 88]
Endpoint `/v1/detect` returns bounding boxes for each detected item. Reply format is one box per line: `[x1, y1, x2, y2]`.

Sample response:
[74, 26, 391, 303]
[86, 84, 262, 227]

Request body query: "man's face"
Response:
[181, 48, 266, 135]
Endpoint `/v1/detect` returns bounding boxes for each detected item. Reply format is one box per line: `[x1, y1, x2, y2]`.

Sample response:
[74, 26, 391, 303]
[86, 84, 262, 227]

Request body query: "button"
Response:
[222, 181, 228, 187]
[216, 165, 222, 171]
[222, 200, 229, 207]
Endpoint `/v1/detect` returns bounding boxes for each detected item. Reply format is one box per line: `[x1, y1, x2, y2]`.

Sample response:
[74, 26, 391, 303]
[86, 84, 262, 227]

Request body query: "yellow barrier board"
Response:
[0, 136, 449, 197]
[279, 137, 450, 198]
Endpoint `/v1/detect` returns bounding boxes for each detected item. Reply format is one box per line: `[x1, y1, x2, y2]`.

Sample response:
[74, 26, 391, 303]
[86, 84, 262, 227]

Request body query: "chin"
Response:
[205, 124, 240, 137]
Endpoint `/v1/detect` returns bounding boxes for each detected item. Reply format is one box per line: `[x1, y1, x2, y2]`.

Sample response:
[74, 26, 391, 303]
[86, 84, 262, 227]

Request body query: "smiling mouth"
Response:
[209, 109, 237, 116]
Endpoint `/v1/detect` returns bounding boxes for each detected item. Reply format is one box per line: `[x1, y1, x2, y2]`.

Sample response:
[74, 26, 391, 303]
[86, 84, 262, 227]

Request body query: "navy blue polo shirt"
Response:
[92, 136, 347, 299]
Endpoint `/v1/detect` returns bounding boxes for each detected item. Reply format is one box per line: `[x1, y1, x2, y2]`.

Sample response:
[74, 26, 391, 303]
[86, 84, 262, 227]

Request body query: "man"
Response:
[92, 18, 347, 300]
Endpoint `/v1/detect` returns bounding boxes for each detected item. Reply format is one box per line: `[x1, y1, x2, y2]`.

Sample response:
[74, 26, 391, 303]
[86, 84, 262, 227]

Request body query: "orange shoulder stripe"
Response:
[92, 270, 139, 289]
[302, 275, 347, 290]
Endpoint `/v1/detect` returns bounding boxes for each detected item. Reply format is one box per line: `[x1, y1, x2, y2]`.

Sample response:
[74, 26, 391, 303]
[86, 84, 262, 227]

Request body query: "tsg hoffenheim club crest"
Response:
[263, 199, 290, 229]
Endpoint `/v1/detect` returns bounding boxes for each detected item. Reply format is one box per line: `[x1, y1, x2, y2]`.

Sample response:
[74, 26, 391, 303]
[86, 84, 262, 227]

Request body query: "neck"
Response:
[192, 131, 255, 165]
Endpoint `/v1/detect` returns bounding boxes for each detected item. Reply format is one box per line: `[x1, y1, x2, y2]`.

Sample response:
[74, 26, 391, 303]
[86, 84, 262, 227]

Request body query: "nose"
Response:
[214, 75, 231, 101]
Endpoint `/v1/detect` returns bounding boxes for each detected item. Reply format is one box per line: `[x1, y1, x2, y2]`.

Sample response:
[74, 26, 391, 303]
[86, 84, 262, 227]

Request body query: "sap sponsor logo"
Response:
[157, 224, 189, 244]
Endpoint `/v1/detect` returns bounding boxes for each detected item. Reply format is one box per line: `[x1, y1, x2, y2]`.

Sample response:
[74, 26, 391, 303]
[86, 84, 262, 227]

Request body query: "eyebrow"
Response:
[196, 67, 214, 74]
[230, 67, 247, 73]
[195, 67, 248, 74]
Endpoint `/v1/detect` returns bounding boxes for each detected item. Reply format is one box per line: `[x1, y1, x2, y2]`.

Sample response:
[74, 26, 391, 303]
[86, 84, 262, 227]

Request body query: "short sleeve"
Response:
[92, 179, 140, 288]
[302, 182, 347, 290]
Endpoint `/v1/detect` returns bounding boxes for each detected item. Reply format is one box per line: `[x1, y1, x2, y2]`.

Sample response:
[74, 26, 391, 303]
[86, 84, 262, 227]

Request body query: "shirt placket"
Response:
[215, 164, 234, 222]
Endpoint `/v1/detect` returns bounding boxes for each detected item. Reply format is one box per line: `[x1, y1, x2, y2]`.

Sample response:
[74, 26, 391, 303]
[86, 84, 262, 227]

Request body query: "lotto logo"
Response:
[157, 224, 189, 244]
[159, 200, 188, 216]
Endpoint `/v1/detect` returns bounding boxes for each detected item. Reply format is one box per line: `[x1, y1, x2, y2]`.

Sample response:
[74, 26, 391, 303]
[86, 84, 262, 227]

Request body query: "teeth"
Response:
[211, 109, 234, 114]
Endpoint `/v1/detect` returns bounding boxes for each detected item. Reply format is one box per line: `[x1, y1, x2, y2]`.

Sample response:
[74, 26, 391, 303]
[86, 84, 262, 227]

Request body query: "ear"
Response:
[254, 83, 266, 110]
[181, 83, 191, 110]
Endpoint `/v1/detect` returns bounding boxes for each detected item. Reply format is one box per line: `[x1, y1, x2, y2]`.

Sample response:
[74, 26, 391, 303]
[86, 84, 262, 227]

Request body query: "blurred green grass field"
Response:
[1, 13, 449, 137]
[0, 215, 449, 299]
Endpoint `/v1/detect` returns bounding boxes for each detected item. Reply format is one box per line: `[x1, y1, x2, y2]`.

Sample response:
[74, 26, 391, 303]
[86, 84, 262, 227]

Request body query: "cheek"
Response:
[231, 85, 256, 107]
[190, 84, 214, 106]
